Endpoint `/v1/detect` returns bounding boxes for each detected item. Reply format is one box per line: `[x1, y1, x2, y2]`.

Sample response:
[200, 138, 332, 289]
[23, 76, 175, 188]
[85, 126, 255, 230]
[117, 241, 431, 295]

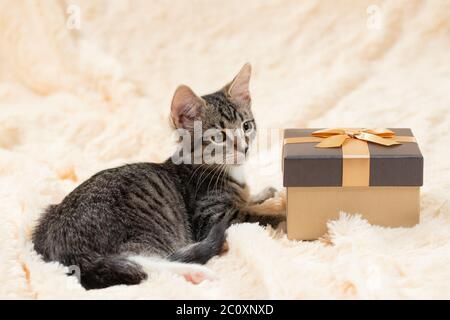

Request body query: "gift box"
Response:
[283, 128, 423, 240]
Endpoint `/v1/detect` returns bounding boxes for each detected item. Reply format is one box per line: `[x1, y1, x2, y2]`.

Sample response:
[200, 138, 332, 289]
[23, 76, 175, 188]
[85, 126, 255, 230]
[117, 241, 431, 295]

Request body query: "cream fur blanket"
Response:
[1, 0, 449, 299]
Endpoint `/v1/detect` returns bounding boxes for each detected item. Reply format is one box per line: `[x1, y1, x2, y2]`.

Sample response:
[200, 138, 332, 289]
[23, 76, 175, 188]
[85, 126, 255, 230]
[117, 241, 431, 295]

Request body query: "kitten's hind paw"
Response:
[183, 271, 209, 284]
[182, 265, 215, 284]
[128, 256, 216, 284]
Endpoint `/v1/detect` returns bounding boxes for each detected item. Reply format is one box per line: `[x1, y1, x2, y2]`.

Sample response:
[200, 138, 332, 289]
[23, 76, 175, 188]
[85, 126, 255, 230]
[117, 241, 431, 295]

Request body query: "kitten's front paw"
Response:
[262, 186, 277, 199]
[252, 187, 277, 204]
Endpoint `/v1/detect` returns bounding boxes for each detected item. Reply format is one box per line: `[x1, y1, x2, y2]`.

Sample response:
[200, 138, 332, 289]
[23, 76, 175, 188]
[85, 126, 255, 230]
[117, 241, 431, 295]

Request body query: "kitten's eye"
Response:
[210, 131, 226, 144]
[242, 121, 254, 134]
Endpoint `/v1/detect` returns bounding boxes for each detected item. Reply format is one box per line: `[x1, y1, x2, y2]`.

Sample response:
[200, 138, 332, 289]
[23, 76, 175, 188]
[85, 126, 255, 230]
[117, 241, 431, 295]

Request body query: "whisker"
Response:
[188, 163, 207, 185]
[194, 165, 219, 198]
[211, 164, 226, 194]
[193, 166, 210, 196]
[217, 164, 228, 192]
[206, 165, 222, 194]
[220, 166, 230, 193]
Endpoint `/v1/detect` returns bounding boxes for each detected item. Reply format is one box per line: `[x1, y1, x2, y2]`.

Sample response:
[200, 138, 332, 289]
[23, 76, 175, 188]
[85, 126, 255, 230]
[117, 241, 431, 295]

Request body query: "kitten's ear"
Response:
[225, 63, 252, 106]
[170, 85, 204, 129]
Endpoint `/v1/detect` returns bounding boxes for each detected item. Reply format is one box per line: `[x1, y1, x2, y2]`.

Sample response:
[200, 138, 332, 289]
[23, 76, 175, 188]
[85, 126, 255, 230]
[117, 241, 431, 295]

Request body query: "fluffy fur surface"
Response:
[1, 0, 450, 299]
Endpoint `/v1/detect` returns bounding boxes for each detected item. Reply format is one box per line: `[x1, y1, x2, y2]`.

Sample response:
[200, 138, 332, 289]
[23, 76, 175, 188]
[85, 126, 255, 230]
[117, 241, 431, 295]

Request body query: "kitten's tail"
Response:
[80, 255, 147, 290]
[168, 219, 228, 264]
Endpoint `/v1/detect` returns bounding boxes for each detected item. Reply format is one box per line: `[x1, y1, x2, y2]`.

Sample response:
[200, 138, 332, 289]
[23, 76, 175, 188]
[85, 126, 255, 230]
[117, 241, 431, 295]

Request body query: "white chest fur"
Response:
[229, 165, 246, 184]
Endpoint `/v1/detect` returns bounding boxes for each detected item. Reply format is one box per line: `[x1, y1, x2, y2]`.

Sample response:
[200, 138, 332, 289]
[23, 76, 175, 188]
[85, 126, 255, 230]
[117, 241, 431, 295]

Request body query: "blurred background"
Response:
[0, 0, 449, 299]
[1, 0, 449, 179]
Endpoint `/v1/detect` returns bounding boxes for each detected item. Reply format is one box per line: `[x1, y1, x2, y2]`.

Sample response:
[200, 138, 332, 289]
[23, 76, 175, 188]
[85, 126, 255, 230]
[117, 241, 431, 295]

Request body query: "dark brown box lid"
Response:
[283, 128, 423, 187]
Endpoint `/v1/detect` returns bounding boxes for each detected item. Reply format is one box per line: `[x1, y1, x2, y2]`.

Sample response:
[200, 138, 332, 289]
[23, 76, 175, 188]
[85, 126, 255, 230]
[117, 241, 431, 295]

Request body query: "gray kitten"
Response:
[32, 64, 284, 290]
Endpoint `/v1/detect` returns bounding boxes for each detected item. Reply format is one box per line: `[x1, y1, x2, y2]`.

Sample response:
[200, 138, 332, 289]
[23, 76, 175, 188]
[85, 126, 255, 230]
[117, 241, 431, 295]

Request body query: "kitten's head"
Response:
[170, 64, 256, 165]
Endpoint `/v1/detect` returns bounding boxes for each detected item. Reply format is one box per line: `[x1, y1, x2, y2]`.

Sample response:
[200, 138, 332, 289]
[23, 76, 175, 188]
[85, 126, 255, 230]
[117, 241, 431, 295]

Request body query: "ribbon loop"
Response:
[355, 132, 400, 146]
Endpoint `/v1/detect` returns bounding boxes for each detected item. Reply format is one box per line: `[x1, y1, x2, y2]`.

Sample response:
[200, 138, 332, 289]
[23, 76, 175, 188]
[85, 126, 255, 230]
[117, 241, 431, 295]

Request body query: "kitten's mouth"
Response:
[230, 150, 247, 165]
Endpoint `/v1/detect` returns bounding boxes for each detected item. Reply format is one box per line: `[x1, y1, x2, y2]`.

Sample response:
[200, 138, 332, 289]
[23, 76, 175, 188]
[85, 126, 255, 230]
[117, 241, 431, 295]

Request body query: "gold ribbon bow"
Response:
[284, 128, 417, 186]
[312, 128, 402, 148]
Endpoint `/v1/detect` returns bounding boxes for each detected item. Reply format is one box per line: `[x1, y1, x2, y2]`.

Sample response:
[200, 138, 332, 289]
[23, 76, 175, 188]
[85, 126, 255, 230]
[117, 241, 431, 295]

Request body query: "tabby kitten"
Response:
[32, 64, 284, 290]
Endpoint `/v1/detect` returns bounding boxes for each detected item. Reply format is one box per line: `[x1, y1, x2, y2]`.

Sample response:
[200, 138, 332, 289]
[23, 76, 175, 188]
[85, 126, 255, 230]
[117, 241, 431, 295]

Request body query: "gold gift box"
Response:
[283, 128, 423, 241]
